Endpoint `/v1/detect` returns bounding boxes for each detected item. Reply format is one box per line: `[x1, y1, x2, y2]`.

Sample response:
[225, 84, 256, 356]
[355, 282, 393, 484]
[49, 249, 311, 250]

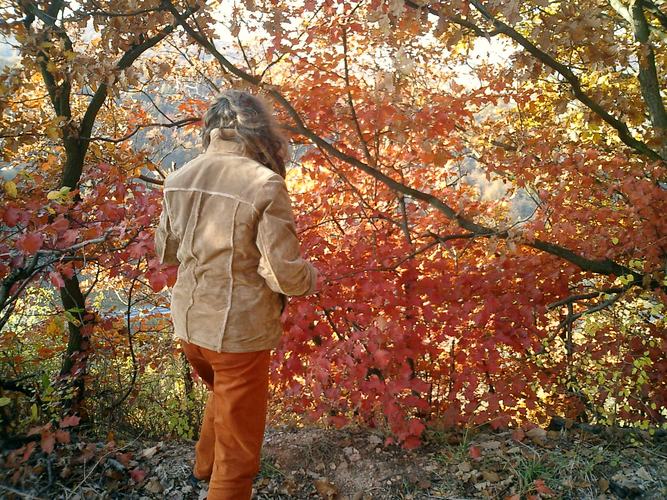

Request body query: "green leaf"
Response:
[0, 397, 11, 407]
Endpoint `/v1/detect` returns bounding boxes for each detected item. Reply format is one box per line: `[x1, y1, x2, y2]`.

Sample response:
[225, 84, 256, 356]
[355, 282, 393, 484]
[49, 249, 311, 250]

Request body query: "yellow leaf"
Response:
[4, 181, 17, 198]
[46, 61, 58, 73]
[45, 318, 60, 335]
[47, 190, 61, 200]
[45, 126, 60, 139]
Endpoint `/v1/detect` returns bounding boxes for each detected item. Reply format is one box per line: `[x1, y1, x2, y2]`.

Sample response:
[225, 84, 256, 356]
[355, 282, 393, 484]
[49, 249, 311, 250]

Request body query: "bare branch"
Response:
[557, 291, 625, 329]
[139, 174, 164, 185]
[547, 286, 631, 309]
[342, 28, 375, 167]
[84, 116, 199, 143]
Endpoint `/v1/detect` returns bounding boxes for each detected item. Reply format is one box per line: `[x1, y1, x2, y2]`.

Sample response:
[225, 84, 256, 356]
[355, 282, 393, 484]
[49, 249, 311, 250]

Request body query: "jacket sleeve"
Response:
[255, 177, 318, 296]
[155, 195, 180, 266]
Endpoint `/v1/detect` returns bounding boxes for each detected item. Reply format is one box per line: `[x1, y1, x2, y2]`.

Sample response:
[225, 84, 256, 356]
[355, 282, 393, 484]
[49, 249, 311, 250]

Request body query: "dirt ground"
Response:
[1, 424, 666, 499]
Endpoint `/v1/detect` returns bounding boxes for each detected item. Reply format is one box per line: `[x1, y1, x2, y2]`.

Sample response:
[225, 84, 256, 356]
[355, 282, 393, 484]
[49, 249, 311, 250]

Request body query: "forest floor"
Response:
[1, 422, 666, 499]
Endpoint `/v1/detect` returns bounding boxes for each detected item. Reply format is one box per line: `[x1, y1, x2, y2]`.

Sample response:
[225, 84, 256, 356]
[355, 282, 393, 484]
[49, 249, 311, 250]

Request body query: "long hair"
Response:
[202, 90, 289, 178]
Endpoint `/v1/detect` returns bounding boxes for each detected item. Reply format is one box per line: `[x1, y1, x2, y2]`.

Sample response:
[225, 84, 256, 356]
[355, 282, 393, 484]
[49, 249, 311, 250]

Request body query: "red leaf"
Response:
[407, 418, 425, 437]
[22, 442, 37, 462]
[469, 445, 482, 461]
[534, 479, 554, 496]
[50, 217, 69, 233]
[41, 431, 56, 454]
[58, 263, 75, 279]
[147, 270, 168, 292]
[59, 415, 81, 428]
[3, 207, 21, 227]
[128, 240, 150, 259]
[373, 349, 391, 369]
[130, 468, 146, 483]
[402, 436, 421, 449]
[16, 233, 44, 254]
[59, 229, 78, 247]
[329, 415, 348, 428]
[49, 271, 65, 288]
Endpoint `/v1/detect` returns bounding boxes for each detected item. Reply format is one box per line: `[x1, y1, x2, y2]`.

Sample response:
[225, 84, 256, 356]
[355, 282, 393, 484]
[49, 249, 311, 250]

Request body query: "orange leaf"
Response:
[16, 233, 44, 254]
[512, 428, 525, 442]
[54, 429, 70, 444]
[534, 479, 554, 496]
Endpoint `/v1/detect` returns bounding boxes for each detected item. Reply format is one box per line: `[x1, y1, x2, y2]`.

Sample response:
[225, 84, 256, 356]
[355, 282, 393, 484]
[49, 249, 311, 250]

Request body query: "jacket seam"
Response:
[164, 187, 258, 215]
[249, 177, 283, 214]
[219, 200, 240, 351]
[257, 221, 289, 295]
[163, 193, 175, 228]
[183, 191, 203, 342]
[162, 194, 178, 263]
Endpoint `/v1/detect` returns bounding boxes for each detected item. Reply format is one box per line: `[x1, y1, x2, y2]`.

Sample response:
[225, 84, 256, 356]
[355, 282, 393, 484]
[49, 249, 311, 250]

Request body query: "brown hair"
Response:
[202, 90, 289, 178]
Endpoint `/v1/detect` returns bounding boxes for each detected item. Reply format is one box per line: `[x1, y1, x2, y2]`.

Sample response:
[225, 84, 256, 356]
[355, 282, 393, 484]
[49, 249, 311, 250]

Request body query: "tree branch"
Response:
[342, 28, 375, 167]
[644, 0, 667, 29]
[546, 286, 631, 309]
[163, 0, 260, 85]
[631, 0, 667, 153]
[464, 0, 664, 161]
[84, 116, 199, 143]
[79, 16, 189, 143]
[139, 174, 164, 185]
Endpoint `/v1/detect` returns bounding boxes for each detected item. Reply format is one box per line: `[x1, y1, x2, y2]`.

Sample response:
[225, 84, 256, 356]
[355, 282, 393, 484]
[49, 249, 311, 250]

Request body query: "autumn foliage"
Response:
[1, 0, 666, 460]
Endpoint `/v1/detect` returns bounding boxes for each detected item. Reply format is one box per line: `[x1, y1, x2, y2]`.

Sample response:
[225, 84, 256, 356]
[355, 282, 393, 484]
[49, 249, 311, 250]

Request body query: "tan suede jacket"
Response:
[154, 129, 317, 353]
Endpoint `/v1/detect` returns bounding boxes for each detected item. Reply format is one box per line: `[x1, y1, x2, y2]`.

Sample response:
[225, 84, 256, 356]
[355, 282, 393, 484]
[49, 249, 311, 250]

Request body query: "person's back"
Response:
[161, 128, 315, 352]
[155, 90, 317, 500]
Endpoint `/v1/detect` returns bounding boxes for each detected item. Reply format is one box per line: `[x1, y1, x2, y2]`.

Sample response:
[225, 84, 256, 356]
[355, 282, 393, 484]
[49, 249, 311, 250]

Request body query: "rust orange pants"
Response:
[181, 340, 271, 500]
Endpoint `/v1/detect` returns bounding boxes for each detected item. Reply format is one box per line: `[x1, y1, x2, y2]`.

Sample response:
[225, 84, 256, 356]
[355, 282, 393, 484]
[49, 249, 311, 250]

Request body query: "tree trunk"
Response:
[58, 272, 90, 409]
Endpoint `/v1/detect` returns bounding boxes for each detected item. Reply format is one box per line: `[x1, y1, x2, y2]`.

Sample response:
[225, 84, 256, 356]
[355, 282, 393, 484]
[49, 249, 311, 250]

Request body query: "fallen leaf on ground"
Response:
[525, 427, 547, 444]
[458, 462, 472, 472]
[598, 477, 609, 492]
[144, 478, 164, 493]
[511, 429, 525, 442]
[130, 468, 146, 483]
[469, 445, 482, 461]
[141, 445, 159, 459]
[314, 478, 338, 499]
[482, 470, 500, 482]
[534, 479, 554, 496]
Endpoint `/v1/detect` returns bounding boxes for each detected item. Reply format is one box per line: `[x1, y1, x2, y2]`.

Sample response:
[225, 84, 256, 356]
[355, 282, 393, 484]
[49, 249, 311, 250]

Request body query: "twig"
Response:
[84, 117, 199, 143]
[68, 431, 145, 497]
[0, 485, 46, 499]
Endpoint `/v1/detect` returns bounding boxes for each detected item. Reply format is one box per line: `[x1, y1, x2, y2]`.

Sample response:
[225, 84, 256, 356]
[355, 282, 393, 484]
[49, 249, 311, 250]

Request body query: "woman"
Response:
[154, 90, 318, 500]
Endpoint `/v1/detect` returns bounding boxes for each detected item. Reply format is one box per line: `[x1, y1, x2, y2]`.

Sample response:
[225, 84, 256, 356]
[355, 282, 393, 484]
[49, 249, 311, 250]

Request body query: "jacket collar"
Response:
[206, 128, 245, 155]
